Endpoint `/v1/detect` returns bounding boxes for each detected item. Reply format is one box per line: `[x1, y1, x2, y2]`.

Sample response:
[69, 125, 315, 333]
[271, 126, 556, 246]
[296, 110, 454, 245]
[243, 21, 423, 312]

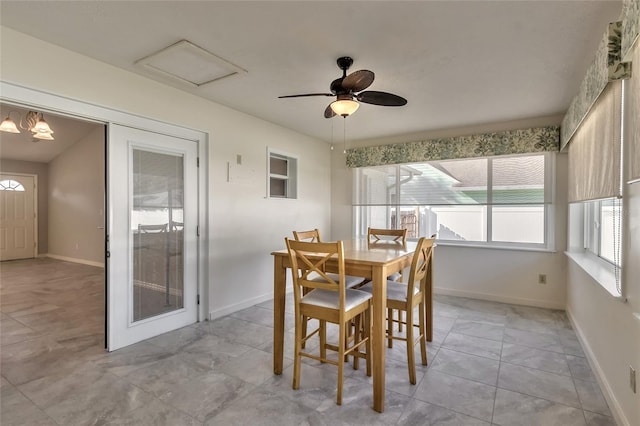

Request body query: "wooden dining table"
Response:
[271, 239, 433, 413]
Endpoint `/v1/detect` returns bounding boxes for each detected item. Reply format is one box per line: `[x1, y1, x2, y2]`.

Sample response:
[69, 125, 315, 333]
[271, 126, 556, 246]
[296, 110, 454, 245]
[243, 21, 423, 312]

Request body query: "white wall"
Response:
[567, 259, 640, 426]
[331, 147, 354, 240]
[331, 124, 568, 310]
[432, 246, 567, 309]
[566, 184, 640, 426]
[48, 126, 105, 265]
[0, 27, 332, 318]
[208, 120, 331, 317]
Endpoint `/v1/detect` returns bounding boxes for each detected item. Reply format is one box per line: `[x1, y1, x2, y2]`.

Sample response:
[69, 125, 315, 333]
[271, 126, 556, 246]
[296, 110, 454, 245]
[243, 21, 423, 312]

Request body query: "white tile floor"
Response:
[0, 258, 616, 425]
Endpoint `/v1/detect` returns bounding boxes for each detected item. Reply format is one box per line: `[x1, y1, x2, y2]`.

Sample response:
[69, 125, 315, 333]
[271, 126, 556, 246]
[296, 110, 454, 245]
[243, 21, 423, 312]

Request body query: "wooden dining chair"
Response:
[285, 238, 372, 405]
[359, 237, 435, 384]
[367, 227, 408, 330]
[293, 229, 366, 289]
[367, 227, 407, 281]
[293, 229, 367, 349]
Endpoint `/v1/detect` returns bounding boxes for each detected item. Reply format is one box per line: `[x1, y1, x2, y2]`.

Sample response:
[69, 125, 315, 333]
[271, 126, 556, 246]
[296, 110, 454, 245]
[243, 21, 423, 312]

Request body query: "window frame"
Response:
[353, 152, 555, 252]
[267, 148, 298, 199]
[567, 201, 623, 299]
[583, 199, 621, 267]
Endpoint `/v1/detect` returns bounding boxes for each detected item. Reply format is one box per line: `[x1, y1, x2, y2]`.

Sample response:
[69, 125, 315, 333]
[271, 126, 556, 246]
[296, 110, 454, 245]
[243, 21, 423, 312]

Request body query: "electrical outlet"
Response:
[631, 366, 636, 393]
[538, 274, 547, 284]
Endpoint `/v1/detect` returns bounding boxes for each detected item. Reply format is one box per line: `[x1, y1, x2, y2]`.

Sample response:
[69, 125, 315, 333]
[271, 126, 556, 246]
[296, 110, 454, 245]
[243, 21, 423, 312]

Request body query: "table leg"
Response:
[372, 265, 387, 413]
[273, 255, 286, 374]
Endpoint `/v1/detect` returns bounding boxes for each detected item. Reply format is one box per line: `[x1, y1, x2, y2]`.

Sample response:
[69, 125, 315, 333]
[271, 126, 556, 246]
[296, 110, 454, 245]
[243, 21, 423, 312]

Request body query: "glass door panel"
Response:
[132, 149, 185, 322]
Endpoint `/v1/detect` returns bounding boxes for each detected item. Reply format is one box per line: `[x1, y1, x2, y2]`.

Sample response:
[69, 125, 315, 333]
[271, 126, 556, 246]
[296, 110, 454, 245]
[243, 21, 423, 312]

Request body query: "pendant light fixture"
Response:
[0, 113, 20, 133]
[0, 110, 55, 140]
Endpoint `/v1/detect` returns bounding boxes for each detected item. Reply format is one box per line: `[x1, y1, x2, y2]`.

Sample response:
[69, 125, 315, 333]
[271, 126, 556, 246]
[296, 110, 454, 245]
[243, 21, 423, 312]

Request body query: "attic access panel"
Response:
[135, 40, 246, 88]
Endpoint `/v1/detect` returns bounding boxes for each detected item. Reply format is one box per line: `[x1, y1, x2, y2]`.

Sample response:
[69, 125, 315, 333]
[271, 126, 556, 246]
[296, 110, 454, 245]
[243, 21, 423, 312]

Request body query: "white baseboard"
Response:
[566, 306, 630, 426]
[209, 287, 563, 320]
[434, 287, 565, 310]
[45, 253, 104, 268]
[209, 292, 276, 321]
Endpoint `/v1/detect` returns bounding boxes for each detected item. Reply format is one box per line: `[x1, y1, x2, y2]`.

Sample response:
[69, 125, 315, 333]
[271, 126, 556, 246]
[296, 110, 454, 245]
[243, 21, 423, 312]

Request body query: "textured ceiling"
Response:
[0, 1, 622, 144]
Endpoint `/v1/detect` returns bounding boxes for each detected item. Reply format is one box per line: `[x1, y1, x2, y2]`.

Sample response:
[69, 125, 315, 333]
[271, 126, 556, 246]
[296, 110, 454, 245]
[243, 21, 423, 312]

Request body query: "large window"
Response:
[353, 153, 554, 249]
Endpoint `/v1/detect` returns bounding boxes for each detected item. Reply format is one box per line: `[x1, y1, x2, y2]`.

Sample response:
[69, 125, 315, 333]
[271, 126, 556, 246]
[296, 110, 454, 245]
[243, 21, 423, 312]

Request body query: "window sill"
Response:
[565, 250, 624, 300]
[429, 240, 556, 253]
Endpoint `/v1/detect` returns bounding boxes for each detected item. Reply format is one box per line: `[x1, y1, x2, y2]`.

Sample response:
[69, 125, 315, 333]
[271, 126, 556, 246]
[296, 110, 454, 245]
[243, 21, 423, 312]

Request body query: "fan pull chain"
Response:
[330, 121, 334, 150]
[343, 117, 347, 154]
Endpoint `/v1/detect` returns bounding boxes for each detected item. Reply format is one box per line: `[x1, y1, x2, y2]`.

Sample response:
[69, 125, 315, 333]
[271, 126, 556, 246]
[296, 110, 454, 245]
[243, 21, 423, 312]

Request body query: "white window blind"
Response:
[354, 156, 548, 207]
[568, 81, 622, 202]
[628, 40, 640, 183]
[566, 80, 624, 298]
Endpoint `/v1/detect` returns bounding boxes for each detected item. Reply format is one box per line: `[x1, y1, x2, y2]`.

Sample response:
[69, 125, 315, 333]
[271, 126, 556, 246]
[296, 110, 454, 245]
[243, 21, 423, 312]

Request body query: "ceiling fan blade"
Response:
[278, 93, 333, 98]
[324, 104, 336, 119]
[342, 70, 375, 92]
[357, 91, 407, 106]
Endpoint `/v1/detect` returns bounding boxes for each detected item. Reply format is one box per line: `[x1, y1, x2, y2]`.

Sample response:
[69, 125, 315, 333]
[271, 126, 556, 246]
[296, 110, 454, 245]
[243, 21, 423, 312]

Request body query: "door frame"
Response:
[0, 172, 38, 259]
[0, 81, 210, 345]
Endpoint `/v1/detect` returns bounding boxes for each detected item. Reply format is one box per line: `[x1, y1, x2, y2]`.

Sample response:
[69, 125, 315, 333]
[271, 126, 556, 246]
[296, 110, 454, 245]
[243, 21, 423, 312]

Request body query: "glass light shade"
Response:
[330, 99, 360, 116]
[0, 117, 20, 133]
[31, 117, 53, 134]
[32, 131, 54, 140]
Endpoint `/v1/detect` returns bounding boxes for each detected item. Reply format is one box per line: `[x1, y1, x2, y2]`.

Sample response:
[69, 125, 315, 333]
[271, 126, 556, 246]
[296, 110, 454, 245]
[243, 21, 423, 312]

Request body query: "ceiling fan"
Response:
[278, 56, 407, 118]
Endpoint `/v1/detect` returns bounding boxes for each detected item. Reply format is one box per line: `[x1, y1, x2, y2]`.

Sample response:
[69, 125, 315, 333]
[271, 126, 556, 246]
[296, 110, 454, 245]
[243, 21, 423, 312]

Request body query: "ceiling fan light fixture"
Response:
[0, 116, 20, 133]
[330, 99, 359, 117]
[279, 57, 406, 119]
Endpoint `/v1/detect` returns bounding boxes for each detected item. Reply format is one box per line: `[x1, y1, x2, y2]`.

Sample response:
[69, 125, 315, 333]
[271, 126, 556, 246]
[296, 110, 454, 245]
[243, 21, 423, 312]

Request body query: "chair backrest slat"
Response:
[138, 223, 168, 233]
[285, 238, 346, 310]
[367, 227, 407, 244]
[293, 229, 322, 242]
[406, 237, 435, 304]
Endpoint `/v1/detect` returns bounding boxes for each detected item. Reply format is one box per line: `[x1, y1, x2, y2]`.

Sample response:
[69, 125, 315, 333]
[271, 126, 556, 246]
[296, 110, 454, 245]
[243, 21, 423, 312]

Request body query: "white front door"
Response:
[0, 174, 36, 261]
[107, 124, 199, 351]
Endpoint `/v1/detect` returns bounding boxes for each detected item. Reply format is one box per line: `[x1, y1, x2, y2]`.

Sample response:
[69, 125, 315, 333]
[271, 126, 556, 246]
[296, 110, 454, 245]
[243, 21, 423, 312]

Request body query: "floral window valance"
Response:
[561, 9, 638, 149]
[345, 126, 559, 168]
